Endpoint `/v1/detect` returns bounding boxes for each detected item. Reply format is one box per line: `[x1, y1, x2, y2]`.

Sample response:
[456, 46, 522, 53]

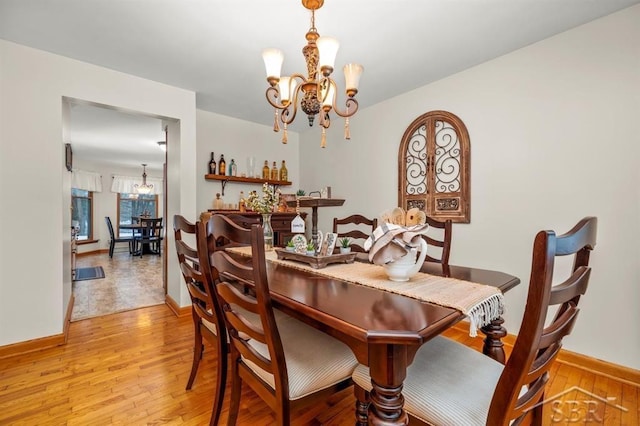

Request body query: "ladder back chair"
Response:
[352, 217, 598, 426]
[173, 215, 227, 426]
[207, 214, 358, 425]
[134, 217, 163, 256]
[423, 216, 453, 265]
[105, 216, 133, 258]
[333, 214, 378, 253]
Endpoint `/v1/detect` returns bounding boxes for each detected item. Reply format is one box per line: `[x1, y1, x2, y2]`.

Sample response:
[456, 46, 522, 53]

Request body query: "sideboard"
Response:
[204, 210, 307, 247]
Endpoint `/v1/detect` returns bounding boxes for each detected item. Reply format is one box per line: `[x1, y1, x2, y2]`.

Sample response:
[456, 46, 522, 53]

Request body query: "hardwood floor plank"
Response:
[621, 383, 639, 425]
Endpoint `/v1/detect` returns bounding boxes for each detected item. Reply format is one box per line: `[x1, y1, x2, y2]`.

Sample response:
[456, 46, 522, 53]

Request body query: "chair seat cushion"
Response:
[244, 314, 358, 400]
[352, 336, 504, 425]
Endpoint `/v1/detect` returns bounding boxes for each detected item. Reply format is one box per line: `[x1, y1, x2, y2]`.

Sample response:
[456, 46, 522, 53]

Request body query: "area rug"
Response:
[75, 266, 105, 281]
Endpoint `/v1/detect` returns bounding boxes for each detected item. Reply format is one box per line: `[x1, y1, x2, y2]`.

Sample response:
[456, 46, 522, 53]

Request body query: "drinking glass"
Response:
[247, 156, 256, 178]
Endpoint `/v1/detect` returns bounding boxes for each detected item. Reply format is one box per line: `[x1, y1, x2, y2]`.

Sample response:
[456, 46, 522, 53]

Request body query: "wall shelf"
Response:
[204, 174, 292, 196]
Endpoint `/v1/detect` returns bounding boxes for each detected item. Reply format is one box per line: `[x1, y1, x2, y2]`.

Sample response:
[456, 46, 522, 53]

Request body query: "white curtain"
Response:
[111, 175, 163, 195]
[71, 170, 103, 192]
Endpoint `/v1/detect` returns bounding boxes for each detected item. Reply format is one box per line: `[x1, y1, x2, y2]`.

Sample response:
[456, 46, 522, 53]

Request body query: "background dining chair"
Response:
[333, 214, 378, 252]
[207, 214, 358, 425]
[105, 216, 133, 258]
[216, 213, 261, 250]
[352, 216, 598, 425]
[173, 215, 227, 426]
[422, 216, 453, 265]
[134, 217, 163, 256]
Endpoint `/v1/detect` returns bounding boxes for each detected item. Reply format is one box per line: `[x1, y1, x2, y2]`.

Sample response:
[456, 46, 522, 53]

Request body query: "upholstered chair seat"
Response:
[352, 335, 504, 425]
[244, 313, 357, 400]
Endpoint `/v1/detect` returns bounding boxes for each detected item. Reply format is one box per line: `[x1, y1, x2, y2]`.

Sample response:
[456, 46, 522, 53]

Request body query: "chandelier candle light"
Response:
[134, 163, 153, 194]
[262, 0, 363, 148]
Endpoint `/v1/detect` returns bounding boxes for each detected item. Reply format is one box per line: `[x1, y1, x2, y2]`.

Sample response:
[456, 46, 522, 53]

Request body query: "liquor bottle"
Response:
[219, 154, 226, 175]
[214, 193, 223, 209]
[238, 191, 245, 212]
[208, 152, 216, 175]
[279, 160, 288, 182]
[262, 160, 270, 180]
[270, 161, 278, 180]
[229, 159, 237, 176]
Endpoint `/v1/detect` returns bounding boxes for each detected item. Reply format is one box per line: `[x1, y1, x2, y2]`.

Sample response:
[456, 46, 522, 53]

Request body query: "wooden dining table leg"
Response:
[480, 316, 507, 364]
[366, 344, 409, 426]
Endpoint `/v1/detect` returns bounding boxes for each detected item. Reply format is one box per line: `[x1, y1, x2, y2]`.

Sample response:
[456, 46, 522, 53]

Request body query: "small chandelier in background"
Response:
[262, 0, 363, 148]
[134, 164, 153, 194]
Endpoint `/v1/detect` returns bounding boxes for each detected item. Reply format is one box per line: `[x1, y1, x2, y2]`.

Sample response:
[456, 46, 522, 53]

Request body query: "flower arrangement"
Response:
[246, 183, 281, 214]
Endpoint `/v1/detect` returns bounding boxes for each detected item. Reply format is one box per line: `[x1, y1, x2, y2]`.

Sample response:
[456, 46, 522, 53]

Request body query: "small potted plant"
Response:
[339, 237, 351, 254]
[285, 239, 295, 252]
[306, 241, 315, 256]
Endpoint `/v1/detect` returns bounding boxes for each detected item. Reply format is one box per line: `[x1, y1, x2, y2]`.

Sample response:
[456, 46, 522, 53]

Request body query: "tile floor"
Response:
[72, 250, 165, 321]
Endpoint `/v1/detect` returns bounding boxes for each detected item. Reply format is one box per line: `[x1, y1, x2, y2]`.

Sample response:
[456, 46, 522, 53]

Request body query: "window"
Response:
[398, 110, 471, 223]
[72, 189, 93, 241]
[117, 193, 158, 237]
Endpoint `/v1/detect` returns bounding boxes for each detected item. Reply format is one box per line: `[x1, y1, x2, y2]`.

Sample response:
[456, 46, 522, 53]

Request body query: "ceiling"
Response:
[1, 0, 637, 168]
[67, 103, 167, 171]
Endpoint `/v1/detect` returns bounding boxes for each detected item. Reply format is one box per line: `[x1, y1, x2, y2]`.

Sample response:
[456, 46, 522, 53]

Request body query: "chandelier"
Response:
[262, 0, 363, 148]
[134, 164, 153, 195]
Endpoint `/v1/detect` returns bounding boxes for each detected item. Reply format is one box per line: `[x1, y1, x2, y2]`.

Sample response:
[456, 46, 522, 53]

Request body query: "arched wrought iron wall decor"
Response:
[398, 110, 470, 223]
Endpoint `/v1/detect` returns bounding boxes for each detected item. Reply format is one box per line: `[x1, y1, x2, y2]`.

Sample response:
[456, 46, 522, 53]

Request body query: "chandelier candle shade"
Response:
[134, 163, 153, 194]
[262, 0, 363, 148]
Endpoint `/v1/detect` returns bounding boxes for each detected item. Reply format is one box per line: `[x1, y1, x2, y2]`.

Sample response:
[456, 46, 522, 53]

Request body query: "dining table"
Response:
[235, 248, 520, 425]
[119, 222, 163, 255]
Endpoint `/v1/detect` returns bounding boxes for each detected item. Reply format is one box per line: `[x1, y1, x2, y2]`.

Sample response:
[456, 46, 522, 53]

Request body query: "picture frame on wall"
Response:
[65, 143, 73, 171]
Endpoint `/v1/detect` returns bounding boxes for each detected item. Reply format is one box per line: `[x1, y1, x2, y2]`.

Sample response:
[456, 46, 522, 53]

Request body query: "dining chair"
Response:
[216, 213, 261, 250]
[173, 215, 227, 426]
[206, 214, 358, 425]
[333, 214, 378, 252]
[105, 216, 133, 258]
[422, 216, 453, 265]
[352, 216, 598, 426]
[134, 217, 163, 256]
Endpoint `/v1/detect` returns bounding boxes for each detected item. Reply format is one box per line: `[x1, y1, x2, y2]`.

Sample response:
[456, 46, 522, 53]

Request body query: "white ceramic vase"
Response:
[383, 238, 428, 282]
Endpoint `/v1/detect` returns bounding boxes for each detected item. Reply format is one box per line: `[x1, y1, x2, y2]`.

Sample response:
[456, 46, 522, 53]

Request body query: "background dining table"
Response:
[119, 222, 163, 255]
[248, 252, 520, 425]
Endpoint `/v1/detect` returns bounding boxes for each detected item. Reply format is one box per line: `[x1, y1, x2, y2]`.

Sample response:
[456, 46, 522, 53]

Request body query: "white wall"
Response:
[300, 6, 640, 369]
[195, 109, 300, 216]
[0, 40, 197, 346]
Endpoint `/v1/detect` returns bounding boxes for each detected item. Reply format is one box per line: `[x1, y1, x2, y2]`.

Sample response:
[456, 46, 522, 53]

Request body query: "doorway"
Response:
[65, 100, 170, 320]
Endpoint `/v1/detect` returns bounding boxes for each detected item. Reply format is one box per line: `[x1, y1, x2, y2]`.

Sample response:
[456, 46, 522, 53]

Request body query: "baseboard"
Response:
[165, 294, 190, 317]
[77, 249, 108, 257]
[557, 348, 640, 386]
[451, 323, 640, 386]
[0, 331, 66, 359]
[0, 294, 75, 359]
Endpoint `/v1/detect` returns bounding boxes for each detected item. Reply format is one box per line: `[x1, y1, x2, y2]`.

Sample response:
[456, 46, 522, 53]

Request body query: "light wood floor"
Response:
[1, 304, 637, 425]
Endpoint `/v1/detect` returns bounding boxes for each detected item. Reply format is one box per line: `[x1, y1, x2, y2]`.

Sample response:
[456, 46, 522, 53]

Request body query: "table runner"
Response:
[228, 247, 504, 336]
